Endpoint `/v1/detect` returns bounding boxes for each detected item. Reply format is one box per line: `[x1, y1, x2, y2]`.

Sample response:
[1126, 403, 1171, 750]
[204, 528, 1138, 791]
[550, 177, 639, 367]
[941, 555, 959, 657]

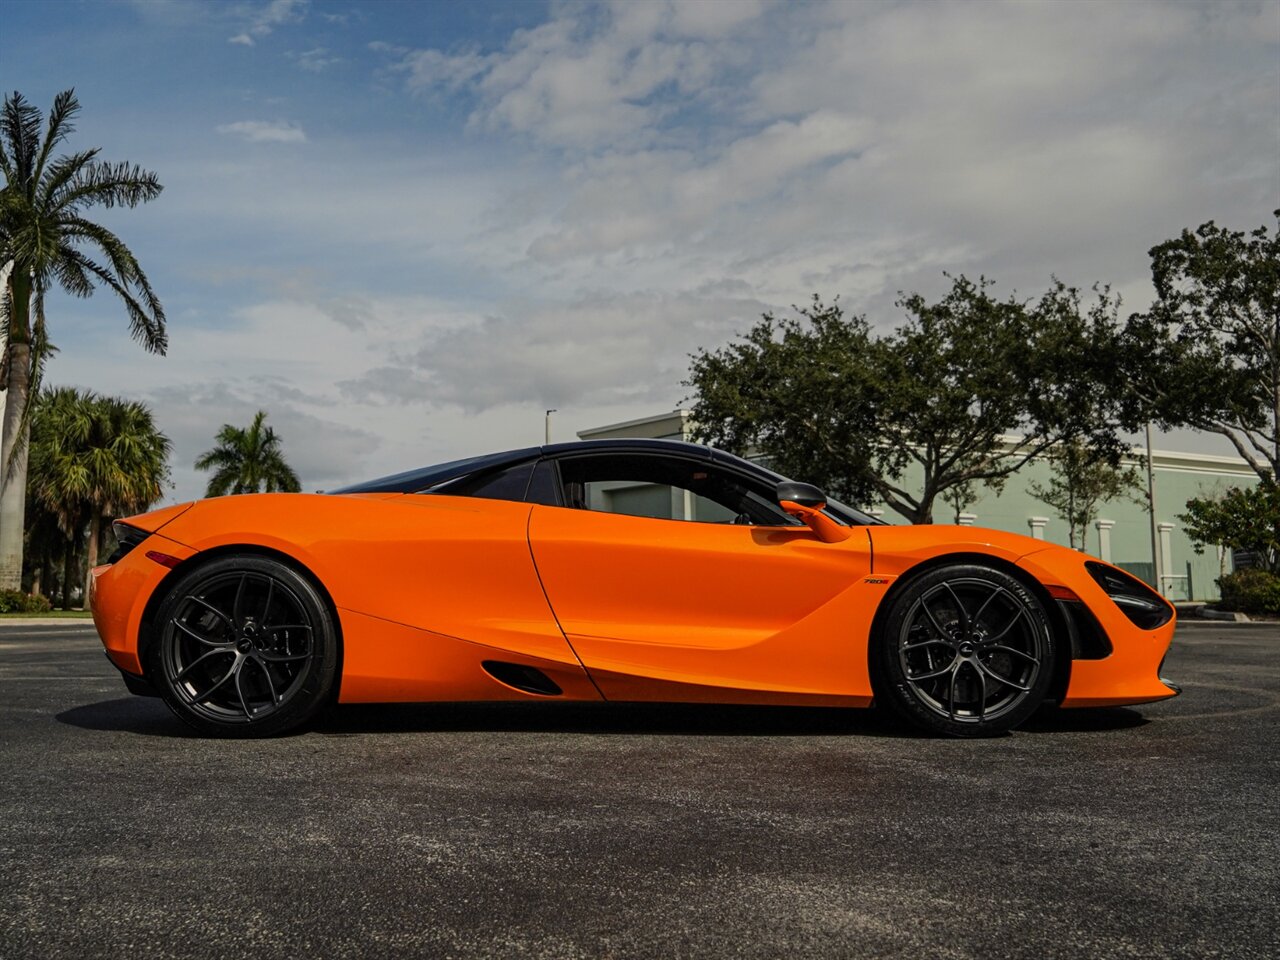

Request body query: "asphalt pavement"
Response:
[1, 620, 1277, 959]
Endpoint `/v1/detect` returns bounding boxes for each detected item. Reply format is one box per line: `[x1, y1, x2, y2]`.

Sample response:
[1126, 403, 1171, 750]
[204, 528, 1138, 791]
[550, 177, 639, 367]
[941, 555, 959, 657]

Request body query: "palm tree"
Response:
[28, 387, 171, 608]
[0, 89, 166, 590]
[196, 410, 301, 497]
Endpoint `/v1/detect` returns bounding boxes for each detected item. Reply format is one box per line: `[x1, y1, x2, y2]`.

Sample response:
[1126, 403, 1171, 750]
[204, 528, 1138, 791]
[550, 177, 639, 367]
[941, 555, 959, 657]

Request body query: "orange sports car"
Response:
[90, 438, 1179, 738]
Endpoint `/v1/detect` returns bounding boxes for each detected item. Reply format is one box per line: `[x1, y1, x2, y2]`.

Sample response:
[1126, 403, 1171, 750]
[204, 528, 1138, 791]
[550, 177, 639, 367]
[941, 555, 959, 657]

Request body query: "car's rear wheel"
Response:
[872, 563, 1055, 737]
[147, 554, 338, 737]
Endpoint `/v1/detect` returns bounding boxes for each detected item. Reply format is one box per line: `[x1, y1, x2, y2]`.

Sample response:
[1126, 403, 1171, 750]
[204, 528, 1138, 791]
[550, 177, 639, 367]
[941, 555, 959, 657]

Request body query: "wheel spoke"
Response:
[251, 656, 280, 705]
[261, 578, 275, 626]
[186, 596, 233, 630]
[919, 597, 952, 640]
[266, 623, 313, 634]
[985, 606, 1026, 643]
[970, 586, 1005, 629]
[987, 644, 1039, 665]
[193, 657, 240, 703]
[257, 649, 309, 663]
[973, 662, 987, 720]
[903, 638, 952, 652]
[948, 662, 959, 720]
[976, 659, 1032, 692]
[232, 574, 248, 626]
[234, 663, 252, 718]
[172, 618, 234, 647]
[942, 582, 970, 634]
[174, 647, 233, 682]
[907, 660, 956, 682]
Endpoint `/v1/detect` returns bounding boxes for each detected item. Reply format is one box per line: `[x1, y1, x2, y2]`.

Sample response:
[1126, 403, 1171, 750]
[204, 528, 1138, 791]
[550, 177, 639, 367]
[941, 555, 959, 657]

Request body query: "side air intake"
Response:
[481, 661, 563, 696]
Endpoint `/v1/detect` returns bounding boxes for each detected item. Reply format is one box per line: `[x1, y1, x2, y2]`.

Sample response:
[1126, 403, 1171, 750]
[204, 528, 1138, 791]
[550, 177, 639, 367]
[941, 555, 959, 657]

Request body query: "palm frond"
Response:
[38, 147, 100, 208]
[56, 159, 163, 212]
[32, 89, 80, 187]
[56, 246, 167, 353]
[1, 91, 42, 188]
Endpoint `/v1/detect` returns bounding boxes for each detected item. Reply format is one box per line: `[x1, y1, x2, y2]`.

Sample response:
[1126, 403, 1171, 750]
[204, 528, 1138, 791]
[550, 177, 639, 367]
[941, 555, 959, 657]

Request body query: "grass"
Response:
[0, 609, 93, 619]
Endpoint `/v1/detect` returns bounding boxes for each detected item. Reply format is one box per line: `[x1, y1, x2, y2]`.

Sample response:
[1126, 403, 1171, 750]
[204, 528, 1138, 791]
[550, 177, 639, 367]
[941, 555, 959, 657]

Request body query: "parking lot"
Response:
[1, 620, 1277, 959]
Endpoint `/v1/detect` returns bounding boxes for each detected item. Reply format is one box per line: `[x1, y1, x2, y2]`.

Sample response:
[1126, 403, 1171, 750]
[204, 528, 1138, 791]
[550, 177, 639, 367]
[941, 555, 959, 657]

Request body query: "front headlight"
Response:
[1085, 561, 1174, 630]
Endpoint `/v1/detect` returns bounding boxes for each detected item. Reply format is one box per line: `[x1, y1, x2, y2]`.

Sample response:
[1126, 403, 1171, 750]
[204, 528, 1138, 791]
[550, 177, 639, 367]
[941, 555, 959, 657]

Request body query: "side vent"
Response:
[481, 661, 563, 696]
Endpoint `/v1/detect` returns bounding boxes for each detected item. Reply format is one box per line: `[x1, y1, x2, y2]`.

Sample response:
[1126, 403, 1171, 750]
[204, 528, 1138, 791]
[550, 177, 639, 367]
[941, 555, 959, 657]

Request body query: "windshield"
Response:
[330, 449, 540, 495]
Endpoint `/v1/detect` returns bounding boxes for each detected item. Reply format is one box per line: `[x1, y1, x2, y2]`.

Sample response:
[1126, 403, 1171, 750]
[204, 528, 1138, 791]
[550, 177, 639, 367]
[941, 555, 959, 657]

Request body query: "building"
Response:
[578, 410, 1258, 602]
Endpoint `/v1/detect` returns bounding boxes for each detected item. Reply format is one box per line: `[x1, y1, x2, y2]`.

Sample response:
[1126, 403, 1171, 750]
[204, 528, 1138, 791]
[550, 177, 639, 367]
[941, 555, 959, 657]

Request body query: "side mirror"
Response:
[775, 481, 850, 543]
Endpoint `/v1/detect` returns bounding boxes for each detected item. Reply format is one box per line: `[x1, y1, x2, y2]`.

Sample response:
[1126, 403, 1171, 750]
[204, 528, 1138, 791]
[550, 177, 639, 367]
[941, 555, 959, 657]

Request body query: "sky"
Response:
[3, 0, 1278, 505]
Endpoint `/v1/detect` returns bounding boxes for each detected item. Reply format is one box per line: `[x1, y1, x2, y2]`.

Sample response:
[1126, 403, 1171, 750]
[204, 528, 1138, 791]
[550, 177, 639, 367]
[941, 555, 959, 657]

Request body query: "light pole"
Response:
[1145, 421, 1162, 592]
[545, 409, 556, 445]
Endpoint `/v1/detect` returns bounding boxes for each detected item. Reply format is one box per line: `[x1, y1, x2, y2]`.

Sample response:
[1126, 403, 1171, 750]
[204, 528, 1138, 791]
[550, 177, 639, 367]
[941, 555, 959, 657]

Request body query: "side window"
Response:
[555, 454, 795, 525]
[427, 461, 535, 503]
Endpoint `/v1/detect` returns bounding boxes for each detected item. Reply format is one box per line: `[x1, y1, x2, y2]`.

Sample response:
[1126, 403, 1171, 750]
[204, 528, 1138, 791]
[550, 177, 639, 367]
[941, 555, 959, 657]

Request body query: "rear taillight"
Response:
[106, 522, 148, 565]
[1085, 561, 1174, 630]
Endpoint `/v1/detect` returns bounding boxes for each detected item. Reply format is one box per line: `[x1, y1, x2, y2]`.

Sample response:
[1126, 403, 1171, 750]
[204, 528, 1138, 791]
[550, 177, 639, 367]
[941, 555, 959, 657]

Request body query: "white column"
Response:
[1095, 519, 1115, 563]
[957, 513, 977, 526]
[1028, 517, 1049, 540]
[1157, 522, 1175, 593]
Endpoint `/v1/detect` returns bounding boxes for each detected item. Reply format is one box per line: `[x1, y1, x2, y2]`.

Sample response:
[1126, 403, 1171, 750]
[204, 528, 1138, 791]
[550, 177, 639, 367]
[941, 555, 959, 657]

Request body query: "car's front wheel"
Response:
[147, 554, 338, 737]
[872, 563, 1055, 737]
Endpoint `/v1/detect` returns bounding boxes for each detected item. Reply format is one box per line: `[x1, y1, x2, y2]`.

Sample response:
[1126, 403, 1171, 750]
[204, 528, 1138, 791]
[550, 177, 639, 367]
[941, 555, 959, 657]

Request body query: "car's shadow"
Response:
[56, 697, 1149, 739]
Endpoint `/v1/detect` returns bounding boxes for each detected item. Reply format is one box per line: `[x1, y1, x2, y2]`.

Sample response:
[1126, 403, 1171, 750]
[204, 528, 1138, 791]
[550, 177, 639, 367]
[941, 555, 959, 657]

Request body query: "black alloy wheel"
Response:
[148, 554, 338, 737]
[872, 563, 1055, 737]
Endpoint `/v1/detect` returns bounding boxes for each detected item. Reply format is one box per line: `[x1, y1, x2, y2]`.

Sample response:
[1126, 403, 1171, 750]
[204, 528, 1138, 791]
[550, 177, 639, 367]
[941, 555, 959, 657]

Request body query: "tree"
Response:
[1178, 482, 1280, 575]
[1126, 211, 1279, 483]
[0, 89, 166, 590]
[1028, 441, 1143, 552]
[686, 277, 1130, 523]
[196, 410, 302, 496]
[27, 387, 171, 608]
[942, 479, 977, 524]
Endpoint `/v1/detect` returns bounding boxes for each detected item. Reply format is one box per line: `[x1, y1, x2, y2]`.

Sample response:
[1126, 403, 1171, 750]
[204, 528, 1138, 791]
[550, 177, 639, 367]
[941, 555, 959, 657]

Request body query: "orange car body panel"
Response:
[528, 506, 873, 704]
[90, 532, 198, 675]
[91, 490, 1176, 712]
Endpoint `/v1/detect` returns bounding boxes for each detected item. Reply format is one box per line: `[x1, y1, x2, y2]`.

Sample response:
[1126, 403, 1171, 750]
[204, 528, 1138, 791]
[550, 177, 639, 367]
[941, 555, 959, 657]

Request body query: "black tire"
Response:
[871, 563, 1055, 738]
[146, 554, 339, 738]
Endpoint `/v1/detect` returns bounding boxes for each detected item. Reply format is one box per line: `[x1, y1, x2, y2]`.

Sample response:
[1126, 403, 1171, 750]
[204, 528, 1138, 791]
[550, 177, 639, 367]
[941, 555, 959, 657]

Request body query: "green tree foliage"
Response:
[1028, 441, 1143, 552]
[1127, 211, 1279, 482]
[1178, 482, 1280, 575]
[196, 410, 302, 497]
[0, 89, 166, 590]
[686, 277, 1131, 523]
[27, 387, 171, 607]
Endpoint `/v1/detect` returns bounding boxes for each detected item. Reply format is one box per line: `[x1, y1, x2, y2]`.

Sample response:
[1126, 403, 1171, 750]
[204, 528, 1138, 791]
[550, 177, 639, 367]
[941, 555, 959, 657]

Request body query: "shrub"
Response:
[1217, 569, 1280, 615]
[0, 589, 54, 614]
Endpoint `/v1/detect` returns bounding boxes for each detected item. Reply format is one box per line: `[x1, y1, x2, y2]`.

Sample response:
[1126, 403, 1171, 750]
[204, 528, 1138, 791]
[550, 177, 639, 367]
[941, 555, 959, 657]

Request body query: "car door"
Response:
[526, 452, 875, 704]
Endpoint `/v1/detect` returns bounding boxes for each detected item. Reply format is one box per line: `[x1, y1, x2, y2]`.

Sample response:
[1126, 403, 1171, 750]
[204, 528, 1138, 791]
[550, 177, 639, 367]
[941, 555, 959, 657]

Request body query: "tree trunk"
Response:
[0, 269, 33, 591]
[82, 510, 103, 610]
[61, 539, 76, 611]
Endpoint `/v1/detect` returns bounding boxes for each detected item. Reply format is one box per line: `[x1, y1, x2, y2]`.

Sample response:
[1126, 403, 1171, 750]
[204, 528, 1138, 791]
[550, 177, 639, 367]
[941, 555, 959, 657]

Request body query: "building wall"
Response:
[578, 409, 1258, 602]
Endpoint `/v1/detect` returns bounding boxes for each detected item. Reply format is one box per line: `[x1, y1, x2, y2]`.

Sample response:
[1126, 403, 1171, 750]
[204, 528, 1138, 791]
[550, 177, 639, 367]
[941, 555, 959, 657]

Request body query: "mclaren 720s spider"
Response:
[90, 438, 1180, 738]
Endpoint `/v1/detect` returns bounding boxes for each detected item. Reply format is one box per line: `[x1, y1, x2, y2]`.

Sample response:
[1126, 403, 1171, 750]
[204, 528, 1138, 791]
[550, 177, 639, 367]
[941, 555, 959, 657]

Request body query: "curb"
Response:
[1175, 602, 1254, 623]
[0, 618, 96, 627]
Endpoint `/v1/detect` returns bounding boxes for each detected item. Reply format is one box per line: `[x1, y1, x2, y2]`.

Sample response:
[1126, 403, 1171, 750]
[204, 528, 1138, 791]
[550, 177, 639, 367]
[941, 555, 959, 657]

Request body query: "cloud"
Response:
[215, 120, 308, 143]
[292, 47, 342, 72]
[338, 291, 771, 413]
[386, 1, 768, 150]
[227, 0, 307, 46]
